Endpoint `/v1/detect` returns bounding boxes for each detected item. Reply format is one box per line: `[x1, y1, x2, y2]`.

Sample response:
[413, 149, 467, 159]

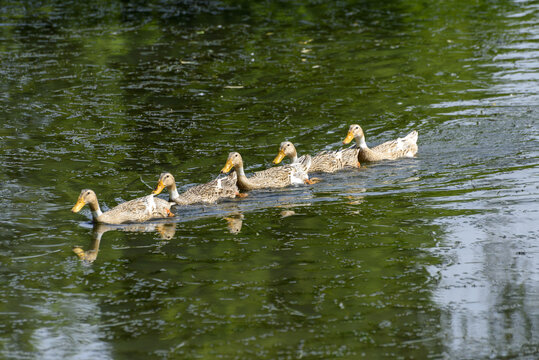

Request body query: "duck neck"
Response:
[235, 164, 253, 190]
[87, 199, 103, 220]
[356, 135, 368, 150]
[168, 183, 181, 202]
[289, 151, 298, 164]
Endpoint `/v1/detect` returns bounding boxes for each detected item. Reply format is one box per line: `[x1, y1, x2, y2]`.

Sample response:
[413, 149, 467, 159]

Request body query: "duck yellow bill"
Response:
[273, 150, 285, 165]
[152, 180, 165, 195]
[221, 159, 234, 173]
[342, 131, 354, 145]
[71, 198, 86, 213]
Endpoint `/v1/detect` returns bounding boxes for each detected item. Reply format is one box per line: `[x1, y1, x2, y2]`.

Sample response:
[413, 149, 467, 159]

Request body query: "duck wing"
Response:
[175, 172, 239, 205]
[98, 195, 156, 224]
[248, 165, 295, 188]
[310, 150, 345, 173]
[341, 146, 360, 167]
[289, 155, 311, 183]
[372, 131, 418, 159]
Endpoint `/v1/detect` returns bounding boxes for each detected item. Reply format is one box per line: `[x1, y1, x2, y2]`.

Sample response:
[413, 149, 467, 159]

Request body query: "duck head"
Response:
[71, 189, 98, 213]
[343, 124, 365, 145]
[221, 152, 243, 173]
[152, 172, 176, 195]
[273, 141, 297, 164]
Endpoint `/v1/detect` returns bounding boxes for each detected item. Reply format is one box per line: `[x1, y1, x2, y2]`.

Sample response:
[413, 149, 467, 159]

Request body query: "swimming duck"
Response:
[71, 189, 174, 224]
[220, 151, 313, 191]
[343, 124, 418, 162]
[152, 172, 245, 205]
[272, 141, 358, 173]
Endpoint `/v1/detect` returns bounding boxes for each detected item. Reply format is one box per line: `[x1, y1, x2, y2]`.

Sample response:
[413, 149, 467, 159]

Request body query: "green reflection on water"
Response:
[1, 0, 537, 359]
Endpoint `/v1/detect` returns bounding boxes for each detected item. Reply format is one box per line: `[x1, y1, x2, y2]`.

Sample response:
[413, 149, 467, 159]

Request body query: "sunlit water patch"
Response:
[425, 1, 539, 358]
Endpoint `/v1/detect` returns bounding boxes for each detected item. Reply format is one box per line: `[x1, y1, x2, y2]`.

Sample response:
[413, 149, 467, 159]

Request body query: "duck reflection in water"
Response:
[223, 213, 244, 234]
[73, 222, 176, 263]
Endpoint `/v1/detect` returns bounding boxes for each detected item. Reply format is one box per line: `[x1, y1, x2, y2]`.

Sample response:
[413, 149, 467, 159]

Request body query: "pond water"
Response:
[1, 0, 538, 359]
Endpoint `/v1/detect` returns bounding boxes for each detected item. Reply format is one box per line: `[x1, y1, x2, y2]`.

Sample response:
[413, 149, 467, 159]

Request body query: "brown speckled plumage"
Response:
[153, 172, 240, 205]
[273, 141, 359, 173]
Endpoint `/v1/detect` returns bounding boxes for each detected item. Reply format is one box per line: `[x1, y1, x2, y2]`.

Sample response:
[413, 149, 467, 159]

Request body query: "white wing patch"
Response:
[144, 195, 157, 214]
[289, 172, 305, 184]
[395, 138, 405, 151]
[288, 163, 309, 185]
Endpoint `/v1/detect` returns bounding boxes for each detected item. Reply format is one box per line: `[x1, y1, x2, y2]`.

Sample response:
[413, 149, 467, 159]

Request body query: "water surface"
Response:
[1, 0, 538, 359]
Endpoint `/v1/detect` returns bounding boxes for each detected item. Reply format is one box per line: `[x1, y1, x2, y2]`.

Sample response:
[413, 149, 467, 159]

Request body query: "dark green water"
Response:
[1, 0, 538, 359]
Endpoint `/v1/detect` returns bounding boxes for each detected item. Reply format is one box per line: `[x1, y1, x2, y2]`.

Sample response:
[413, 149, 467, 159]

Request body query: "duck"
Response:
[342, 124, 418, 162]
[71, 189, 174, 225]
[272, 141, 358, 173]
[220, 151, 314, 191]
[152, 172, 245, 205]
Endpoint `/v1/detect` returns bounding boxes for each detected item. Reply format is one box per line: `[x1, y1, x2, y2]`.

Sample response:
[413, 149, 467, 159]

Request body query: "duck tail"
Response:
[405, 130, 418, 143]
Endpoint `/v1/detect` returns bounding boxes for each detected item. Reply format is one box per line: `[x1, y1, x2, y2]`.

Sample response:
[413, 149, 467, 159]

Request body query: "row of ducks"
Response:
[71, 124, 418, 225]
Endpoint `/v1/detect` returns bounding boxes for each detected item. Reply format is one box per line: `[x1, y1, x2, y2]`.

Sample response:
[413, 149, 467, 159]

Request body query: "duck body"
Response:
[222, 151, 311, 191]
[343, 124, 418, 163]
[273, 141, 358, 173]
[177, 173, 239, 204]
[243, 160, 311, 190]
[153, 172, 241, 205]
[310, 147, 359, 172]
[94, 195, 172, 224]
[71, 189, 173, 225]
